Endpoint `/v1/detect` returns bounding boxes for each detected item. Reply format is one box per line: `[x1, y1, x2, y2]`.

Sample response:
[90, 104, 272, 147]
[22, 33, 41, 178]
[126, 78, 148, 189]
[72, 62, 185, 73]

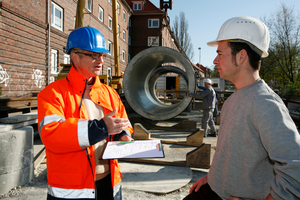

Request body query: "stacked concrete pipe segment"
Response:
[123, 46, 196, 121]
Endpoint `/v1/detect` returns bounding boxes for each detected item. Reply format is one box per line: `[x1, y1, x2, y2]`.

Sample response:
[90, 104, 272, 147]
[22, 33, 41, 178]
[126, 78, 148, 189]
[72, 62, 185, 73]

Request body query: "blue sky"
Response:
[151, 0, 300, 69]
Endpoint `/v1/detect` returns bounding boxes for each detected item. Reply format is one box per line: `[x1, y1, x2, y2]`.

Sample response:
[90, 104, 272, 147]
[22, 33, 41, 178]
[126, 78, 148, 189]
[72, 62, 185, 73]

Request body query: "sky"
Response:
[151, 0, 300, 69]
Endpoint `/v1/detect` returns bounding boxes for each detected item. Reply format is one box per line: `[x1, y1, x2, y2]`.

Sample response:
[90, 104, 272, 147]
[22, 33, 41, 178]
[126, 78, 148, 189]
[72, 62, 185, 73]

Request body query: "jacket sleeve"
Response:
[194, 88, 211, 98]
[38, 89, 108, 154]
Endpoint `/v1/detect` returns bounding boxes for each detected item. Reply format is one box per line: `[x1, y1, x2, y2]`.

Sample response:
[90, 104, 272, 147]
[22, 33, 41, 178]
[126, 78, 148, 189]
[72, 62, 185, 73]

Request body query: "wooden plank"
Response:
[34, 148, 46, 170]
[0, 97, 37, 111]
[186, 143, 211, 169]
[120, 158, 186, 167]
[133, 123, 151, 140]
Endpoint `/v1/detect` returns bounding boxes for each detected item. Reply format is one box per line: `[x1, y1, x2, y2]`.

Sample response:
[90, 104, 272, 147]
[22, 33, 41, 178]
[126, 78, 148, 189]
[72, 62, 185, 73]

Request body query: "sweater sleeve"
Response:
[257, 102, 300, 199]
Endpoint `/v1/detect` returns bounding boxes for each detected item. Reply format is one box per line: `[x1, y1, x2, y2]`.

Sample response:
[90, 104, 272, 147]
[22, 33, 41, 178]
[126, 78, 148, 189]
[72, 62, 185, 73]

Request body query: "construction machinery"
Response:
[57, 0, 123, 92]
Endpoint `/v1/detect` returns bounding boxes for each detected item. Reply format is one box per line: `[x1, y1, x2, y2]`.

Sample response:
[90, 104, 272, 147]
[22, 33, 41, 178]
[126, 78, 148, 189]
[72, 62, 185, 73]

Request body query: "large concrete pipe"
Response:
[123, 47, 196, 121]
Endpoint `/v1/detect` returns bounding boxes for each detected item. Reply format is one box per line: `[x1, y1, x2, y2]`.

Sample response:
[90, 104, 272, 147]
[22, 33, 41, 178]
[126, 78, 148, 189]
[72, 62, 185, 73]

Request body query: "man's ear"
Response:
[236, 49, 247, 65]
[71, 52, 79, 65]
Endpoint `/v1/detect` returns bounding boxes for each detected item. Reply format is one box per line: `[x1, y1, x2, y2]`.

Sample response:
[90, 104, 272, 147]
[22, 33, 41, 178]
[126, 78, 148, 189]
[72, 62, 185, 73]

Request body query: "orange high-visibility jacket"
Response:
[38, 66, 133, 199]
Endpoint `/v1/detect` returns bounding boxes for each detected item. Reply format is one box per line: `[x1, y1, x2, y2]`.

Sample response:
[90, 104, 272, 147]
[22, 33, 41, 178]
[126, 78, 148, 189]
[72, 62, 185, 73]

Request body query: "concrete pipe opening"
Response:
[123, 47, 196, 121]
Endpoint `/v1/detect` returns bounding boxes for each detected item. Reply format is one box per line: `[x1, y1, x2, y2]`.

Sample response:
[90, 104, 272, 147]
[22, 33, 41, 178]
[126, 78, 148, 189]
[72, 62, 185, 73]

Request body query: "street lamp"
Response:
[198, 47, 201, 64]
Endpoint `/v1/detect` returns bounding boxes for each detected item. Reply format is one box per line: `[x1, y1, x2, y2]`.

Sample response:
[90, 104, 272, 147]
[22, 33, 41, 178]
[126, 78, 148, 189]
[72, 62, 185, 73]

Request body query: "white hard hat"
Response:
[203, 78, 212, 85]
[207, 16, 270, 58]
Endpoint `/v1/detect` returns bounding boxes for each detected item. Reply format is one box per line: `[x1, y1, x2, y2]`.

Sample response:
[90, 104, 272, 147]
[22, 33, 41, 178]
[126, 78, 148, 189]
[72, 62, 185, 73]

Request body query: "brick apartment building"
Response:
[0, 0, 203, 98]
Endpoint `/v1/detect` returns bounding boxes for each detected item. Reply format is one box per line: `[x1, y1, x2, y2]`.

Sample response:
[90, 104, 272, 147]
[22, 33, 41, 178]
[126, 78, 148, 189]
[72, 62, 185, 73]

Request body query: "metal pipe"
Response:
[123, 46, 196, 121]
[47, 0, 50, 85]
[75, 0, 85, 29]
[112, 0, 119, 76]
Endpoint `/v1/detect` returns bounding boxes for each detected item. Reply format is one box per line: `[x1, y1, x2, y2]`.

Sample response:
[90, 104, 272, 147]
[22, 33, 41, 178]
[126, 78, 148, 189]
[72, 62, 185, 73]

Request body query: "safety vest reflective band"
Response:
[39, 114, 90, 149]
[48, 186, 95, 199]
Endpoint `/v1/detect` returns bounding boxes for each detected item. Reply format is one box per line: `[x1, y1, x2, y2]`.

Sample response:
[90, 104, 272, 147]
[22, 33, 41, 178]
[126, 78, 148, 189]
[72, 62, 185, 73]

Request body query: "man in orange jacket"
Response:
[38, 26, 133, 200]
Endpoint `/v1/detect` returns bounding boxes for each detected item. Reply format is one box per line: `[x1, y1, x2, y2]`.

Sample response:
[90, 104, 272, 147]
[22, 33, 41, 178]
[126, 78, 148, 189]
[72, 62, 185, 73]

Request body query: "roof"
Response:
[125, 0, 165, 15]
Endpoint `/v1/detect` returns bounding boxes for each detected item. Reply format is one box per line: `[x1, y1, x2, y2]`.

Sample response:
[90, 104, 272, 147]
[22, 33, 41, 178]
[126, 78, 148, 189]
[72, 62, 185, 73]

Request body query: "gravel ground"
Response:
[0, 136, 217, 200]
[0, 109, 218, 200]
[0, 157, 211, 200]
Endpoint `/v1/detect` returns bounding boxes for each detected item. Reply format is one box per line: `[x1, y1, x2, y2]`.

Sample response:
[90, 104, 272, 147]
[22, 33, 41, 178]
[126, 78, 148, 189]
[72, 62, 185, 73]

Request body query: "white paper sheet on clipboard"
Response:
[102, 139, 164, 159]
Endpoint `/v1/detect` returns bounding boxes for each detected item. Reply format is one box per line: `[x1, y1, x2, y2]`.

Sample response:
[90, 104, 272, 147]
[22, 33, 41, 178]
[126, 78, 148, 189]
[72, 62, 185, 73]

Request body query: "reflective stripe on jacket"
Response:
[38, 66, 133, 199]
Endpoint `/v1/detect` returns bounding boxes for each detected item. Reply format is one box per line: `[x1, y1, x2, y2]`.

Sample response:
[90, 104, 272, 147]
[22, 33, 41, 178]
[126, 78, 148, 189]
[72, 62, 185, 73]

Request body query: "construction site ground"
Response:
[0, 109, 219, 200]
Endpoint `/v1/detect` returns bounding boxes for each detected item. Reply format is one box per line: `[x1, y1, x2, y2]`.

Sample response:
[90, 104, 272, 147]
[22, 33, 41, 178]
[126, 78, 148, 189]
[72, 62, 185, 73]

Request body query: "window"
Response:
[128, 35, 131, 45]
[128, 54, 131, 62]
[51, 2, 63, 31]
[122, 30, 126, 41]
[87, 0, 92, 12]
[148, 37, 159, 46]
[51, 49, 58, 74]
[108, 41, 113, 55]
[108, 0, 112, 5]
[148, 19, 159, 28]
[64, 54, 70, 64]
[98, 6, 103, 22]
[108, 16, 112, 30]
[107, 67, 112, 85]
[122, 50, 126, 62]
[118, 25, 120, 37]
[133, 2, 142, 10]
[123, 10, 126, 21]
[129, 16, 131, 27]
[117, 2, 120, 14]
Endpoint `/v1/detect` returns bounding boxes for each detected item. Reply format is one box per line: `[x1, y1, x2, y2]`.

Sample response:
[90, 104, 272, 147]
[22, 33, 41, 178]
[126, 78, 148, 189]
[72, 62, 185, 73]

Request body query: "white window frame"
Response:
[118, 25, 120, 37]
[87, 0, 92, 12]
[109, 0, 112, 5]
[122, 30, 126, 41]
[51, 49, 58, 74]
[108, 40, 113, 55]
[148, 19, 159, 28]
[133, 2, 142, 10]
[51, 2, 63, 31]
[98, 6, 103, 22]
[122, 50, 126, 62]
[123, 10, 126, 21]
[148, 37, 159, 46]
[117, 2, 120, 14]
[64, 54, 70, 64]
[108, 16, 112, 30]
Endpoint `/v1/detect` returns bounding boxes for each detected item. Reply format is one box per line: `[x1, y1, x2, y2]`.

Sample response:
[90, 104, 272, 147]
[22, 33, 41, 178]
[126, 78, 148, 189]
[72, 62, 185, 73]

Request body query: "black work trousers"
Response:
[183, 183, 222, 200]
[95, 174, 114, 200]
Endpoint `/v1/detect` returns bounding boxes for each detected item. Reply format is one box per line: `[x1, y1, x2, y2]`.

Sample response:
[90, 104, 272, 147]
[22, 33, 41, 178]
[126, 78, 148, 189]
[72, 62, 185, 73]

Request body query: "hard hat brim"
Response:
[207, 39, 269, 58]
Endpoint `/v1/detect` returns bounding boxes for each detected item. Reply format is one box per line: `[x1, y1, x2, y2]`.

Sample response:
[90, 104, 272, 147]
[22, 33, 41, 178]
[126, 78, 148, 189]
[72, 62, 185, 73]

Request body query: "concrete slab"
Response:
[0, 119, 38, 133]
[0, 126, 34, 195]
[120, 162, 192, 194]
[0, 111, 37, 124]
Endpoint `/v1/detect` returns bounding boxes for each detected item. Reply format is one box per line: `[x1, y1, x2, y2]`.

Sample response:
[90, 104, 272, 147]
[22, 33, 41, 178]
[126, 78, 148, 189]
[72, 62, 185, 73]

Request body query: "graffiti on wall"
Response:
[0, 64, 50, 98]
[0, 65, 10, 87]
[32, 69, 45, 88]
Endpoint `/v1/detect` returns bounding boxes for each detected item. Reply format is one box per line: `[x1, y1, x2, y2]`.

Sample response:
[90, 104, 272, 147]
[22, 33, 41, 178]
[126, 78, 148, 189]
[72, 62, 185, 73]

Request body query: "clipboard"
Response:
[102, 139, 164, 159]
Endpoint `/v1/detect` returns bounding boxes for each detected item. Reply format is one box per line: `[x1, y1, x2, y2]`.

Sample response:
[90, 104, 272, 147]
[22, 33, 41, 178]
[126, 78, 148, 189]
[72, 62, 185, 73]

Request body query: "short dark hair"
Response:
[228, 42, 261, 70]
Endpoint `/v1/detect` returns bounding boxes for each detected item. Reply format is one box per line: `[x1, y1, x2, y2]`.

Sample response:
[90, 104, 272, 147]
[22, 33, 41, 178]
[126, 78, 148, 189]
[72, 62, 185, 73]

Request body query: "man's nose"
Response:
[213, 56, 219, 65]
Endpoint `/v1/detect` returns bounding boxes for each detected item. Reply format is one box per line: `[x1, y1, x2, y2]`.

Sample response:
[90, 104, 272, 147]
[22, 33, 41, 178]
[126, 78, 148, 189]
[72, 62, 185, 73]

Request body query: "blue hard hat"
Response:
[66, 26, 110, 54]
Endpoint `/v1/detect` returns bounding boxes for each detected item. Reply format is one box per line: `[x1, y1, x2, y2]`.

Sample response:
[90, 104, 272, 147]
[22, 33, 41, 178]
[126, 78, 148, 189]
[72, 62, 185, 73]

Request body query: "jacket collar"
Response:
[67, 66, 102, 91]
